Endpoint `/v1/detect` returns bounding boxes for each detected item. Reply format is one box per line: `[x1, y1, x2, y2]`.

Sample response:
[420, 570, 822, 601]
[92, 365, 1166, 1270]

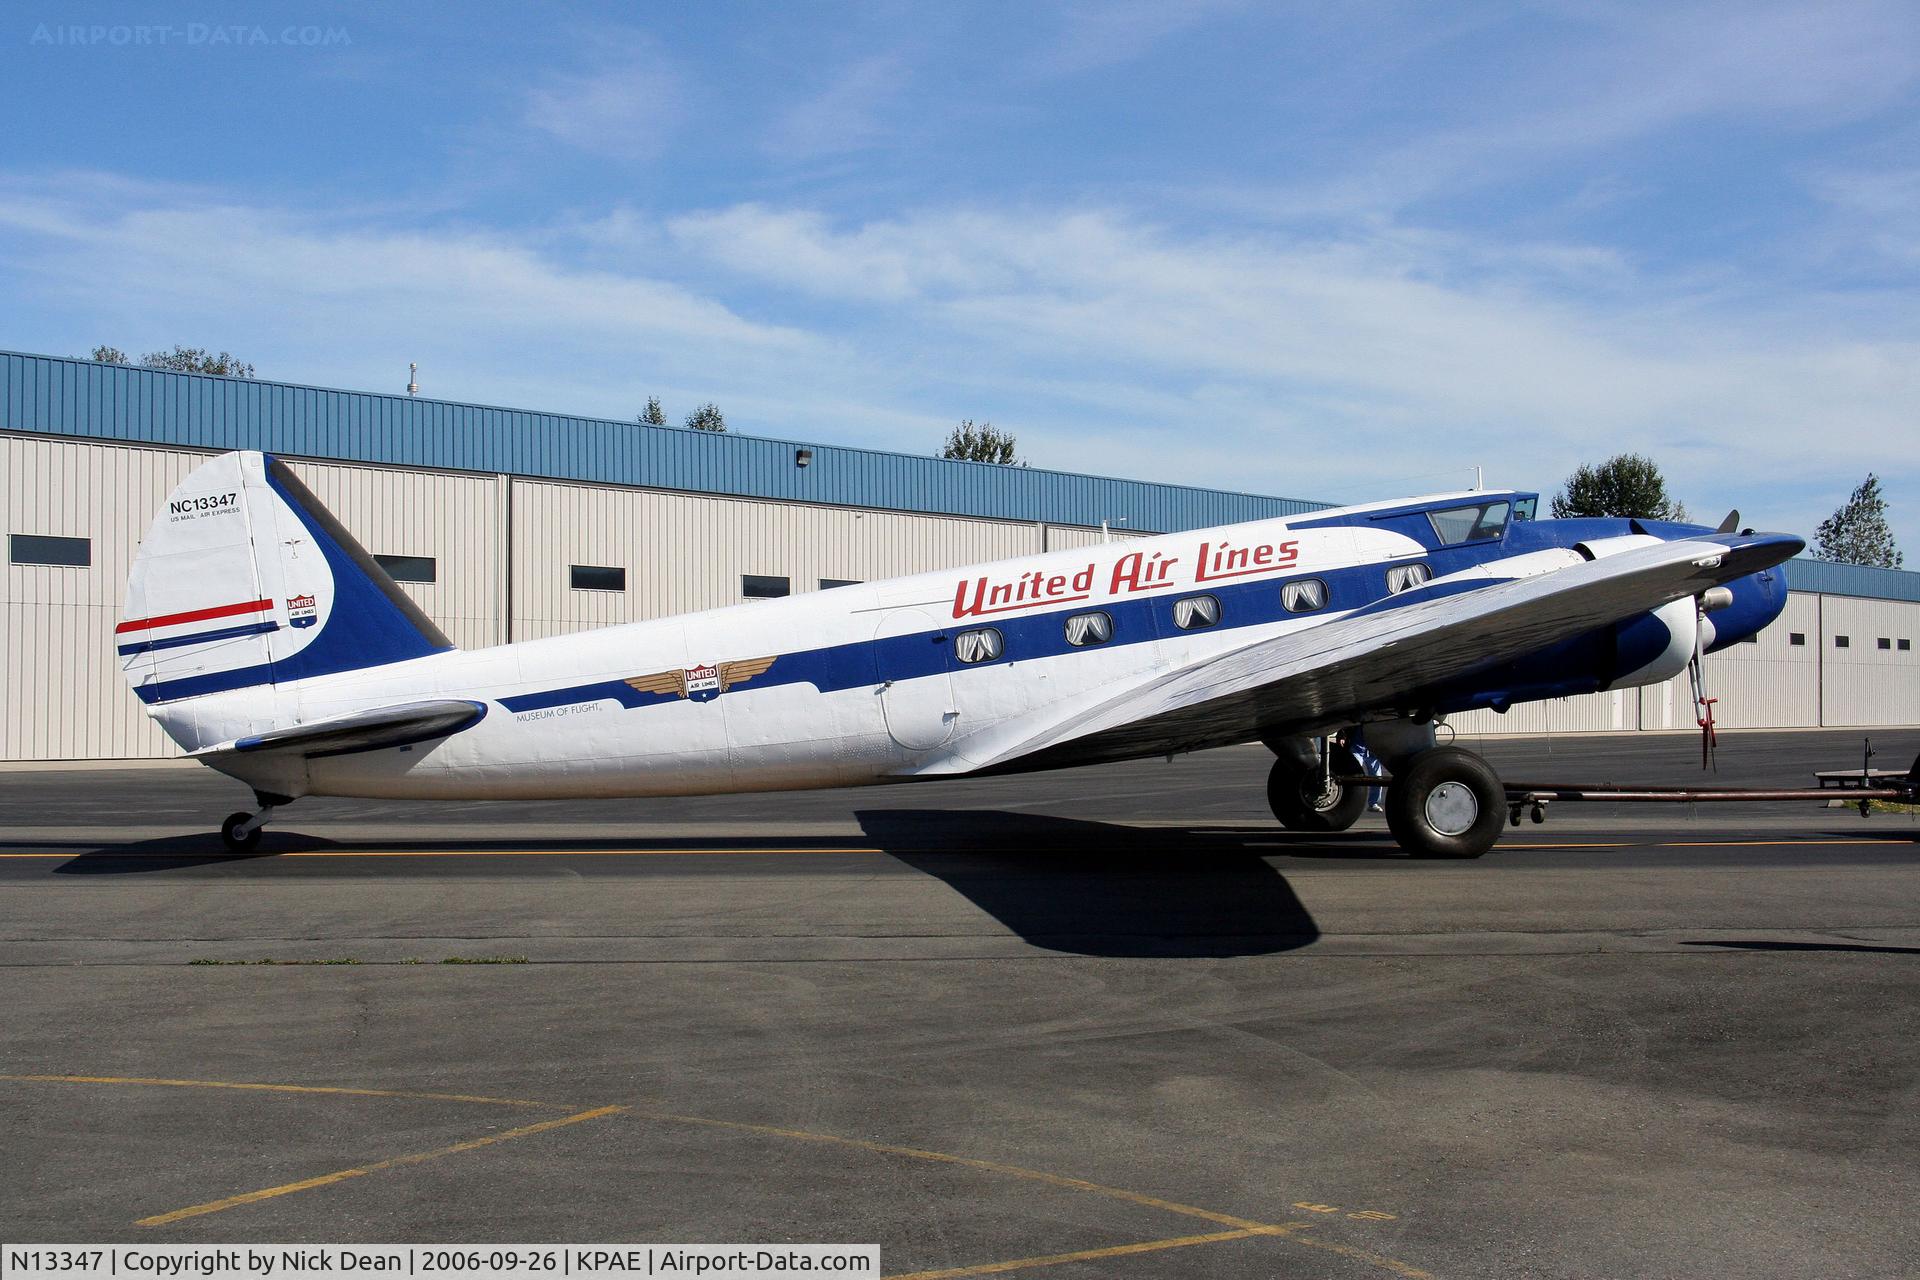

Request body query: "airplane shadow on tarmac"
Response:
[859, 809, 1330, 958]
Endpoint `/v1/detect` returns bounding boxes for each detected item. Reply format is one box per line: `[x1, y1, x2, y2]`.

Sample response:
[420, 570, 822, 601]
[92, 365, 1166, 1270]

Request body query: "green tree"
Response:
[638, 396, 668, 427]
[1813, 474, 1903, 569]
[684, 402, 726, 432]
[89, 345, 254, 376]
[1550, 453, 1686, 521]
[939, 419, 1024, 466]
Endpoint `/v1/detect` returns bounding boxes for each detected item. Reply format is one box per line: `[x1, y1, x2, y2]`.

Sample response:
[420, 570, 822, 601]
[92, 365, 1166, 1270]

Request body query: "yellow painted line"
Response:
[2, 836, 1912, 861]
[883, 1227, 1282, 1279]
[4, 1074, 1433, 1279]
[1284, 1233, 1440, 1279]
[136, 1104, 627, 1227]
[0, 1074, 565, 1109]
[646, 1110, 1270, 1232]
[0, 847, 885, 859]
[1658, 838, 1914, 847]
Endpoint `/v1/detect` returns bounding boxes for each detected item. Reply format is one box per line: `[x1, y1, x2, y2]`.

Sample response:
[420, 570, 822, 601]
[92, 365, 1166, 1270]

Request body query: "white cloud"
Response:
[764, 56, 907, 162]
[524, 39, 682, 161]
[669, 201, 1920, 543]
[0, 172, 1914, 551]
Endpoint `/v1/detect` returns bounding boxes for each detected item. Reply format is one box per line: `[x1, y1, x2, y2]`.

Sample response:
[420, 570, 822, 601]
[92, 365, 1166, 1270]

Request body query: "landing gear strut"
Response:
[1382, 747, 1505, 858]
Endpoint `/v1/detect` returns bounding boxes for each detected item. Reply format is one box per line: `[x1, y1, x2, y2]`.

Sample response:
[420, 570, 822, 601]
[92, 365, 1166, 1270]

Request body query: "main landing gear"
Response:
[1379, 746, 1505, 859]
[1266, 726, 1507, 858]
[1266, 741, 1368, 833]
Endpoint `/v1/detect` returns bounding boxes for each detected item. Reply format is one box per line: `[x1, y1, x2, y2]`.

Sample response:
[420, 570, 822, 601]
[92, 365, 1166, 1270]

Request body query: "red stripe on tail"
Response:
[116, 597, 273, 635]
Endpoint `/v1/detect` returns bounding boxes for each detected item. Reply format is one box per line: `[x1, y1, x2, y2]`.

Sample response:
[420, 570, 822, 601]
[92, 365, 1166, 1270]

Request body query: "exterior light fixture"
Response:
[795, 448, 814, 468]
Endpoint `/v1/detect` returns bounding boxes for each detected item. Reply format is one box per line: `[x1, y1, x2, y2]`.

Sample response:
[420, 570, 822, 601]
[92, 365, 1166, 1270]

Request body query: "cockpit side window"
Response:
[1427, 500, 1512, 545]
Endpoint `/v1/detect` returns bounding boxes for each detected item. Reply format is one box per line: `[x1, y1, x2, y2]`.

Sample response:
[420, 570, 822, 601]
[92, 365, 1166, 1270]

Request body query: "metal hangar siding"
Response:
[0, 350, 1324, 535]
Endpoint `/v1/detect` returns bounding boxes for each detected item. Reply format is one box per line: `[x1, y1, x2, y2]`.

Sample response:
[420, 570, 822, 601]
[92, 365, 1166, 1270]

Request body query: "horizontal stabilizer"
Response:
[200, 699, 487, 760]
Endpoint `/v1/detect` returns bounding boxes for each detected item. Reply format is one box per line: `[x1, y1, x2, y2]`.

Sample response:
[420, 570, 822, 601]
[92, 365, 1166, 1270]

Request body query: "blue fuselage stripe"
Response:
[497, 538, 1526, 715]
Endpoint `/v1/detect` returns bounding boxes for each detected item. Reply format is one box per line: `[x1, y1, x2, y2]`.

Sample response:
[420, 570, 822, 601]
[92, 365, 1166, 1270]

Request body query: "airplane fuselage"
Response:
[149, 489, 1786, 804]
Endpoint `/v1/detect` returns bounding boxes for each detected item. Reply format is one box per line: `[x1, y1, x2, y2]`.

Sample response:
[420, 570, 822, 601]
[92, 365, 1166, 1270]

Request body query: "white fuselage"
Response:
[155, 495, 1578, 802]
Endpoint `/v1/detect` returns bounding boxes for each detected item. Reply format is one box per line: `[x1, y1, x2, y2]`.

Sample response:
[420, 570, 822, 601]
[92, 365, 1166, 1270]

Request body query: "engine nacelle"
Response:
[1572, 534, 1701, 691]
[1607, 597, 1698, 690]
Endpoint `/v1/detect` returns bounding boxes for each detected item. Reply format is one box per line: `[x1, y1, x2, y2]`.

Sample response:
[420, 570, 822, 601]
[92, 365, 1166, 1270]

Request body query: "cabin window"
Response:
[1511, 497, 1537, 521]
[742, 574, 790, 600]
[570, 564, 626, 592]
[1281, 578, 1329, 613]
[1385, 563, 1432, 594]
[374, 554, 436, 584]
[955, 627, 1004, 664]
[1172, 594, 1220, 630]
[9, 534, 90, 567]
[1064, 611, 1113, 646]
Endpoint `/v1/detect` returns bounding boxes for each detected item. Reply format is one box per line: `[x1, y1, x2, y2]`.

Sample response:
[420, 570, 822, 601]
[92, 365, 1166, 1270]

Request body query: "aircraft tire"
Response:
[1267, 745, 1368, 832]
[220, 812, 262, 854]
[1383, 747, 1504, 858]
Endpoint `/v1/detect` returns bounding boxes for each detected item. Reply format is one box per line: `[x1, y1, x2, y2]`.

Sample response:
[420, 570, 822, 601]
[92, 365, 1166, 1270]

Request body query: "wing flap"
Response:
[199, 699, 487, 760]
[925, 531, 1800, 775]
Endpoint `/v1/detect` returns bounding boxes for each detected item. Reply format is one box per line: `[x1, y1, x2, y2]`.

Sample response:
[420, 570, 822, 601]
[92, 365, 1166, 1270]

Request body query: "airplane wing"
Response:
[197, 699, 487, 760]
[917, 532, 1800, 776]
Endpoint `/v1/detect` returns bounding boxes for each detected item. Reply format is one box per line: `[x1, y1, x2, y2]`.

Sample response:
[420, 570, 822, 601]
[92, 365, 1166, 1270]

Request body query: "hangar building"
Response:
[3, 349, 1916, 762]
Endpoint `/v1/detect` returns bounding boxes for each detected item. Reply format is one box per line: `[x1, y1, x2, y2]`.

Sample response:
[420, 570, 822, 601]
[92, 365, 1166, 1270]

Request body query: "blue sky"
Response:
[3, 1, 1916, 549]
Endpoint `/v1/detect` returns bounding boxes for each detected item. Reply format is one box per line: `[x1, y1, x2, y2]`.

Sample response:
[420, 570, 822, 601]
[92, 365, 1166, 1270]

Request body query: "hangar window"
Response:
[1281, 578, 1329, 613]
[570, 564, 626, 592]
[1064, 611, 1113, 646]
[1172, 594, 1220, 630]
[1427, 500, 1511, 545]
[1878, 637, 1892, 650]
[820, 578, 861, 590]
[9, 533, 90, 567]
[743, 574, 790, 600]
[1901, 639, 1912, 652]
[1385, 563, 1432, 594]
[1739, 634, 1759, 644]
[955, 627, 1004, 664]
[374, 554, 436, 584]
[1789, 633, 1806, 646]
[1834, 635, 1850, 649]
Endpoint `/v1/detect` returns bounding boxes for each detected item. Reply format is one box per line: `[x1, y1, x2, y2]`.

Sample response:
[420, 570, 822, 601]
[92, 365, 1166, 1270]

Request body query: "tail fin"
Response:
[120, 451, 452, 706]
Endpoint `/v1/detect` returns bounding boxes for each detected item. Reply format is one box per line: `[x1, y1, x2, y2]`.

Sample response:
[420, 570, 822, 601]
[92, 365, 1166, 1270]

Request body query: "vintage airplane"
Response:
[119, 451, 1802, 858]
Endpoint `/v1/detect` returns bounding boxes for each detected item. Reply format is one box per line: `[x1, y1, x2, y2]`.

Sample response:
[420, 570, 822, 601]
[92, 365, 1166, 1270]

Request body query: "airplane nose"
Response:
[1702, 566, 1786, 653]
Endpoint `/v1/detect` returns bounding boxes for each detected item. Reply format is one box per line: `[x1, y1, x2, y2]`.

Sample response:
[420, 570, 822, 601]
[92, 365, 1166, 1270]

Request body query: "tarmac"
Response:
[2, 727, 1917, 1279]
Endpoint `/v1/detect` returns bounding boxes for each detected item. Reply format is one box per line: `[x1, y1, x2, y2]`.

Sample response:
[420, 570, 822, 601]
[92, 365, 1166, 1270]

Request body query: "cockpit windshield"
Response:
[1428, 500, 1513, 545]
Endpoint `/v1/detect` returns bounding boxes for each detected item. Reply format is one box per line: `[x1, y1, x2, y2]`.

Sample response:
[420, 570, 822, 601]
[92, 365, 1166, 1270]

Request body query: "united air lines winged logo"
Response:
[624, 656, 777, 704]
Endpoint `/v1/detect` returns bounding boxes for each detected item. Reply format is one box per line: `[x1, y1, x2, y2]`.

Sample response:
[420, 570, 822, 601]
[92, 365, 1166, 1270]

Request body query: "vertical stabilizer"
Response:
[120, 451, 452, 707]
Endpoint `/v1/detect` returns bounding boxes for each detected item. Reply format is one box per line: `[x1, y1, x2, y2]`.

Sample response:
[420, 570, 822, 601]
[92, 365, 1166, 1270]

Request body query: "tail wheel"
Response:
[1267, 744, 1368, 832]
[1383, 747, 1505, 858]
[220, 812, 262, 854]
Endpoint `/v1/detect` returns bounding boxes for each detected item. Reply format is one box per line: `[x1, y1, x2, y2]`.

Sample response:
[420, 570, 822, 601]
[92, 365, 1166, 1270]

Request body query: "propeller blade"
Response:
[1715, 509, 1740, 534]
